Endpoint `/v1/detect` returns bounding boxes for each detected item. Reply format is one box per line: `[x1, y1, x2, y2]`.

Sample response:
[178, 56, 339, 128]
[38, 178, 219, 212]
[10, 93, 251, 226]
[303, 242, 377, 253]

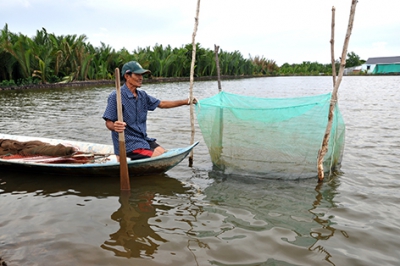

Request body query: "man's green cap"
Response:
[121, 61, 151, 76]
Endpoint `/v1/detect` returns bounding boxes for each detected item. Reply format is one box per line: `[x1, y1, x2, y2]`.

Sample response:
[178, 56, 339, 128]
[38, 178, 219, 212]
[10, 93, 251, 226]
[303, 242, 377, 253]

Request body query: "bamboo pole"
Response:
[188, 0, 201, 167]
[317, 0, 358, 182]
[214, 44, 222, 92]
[330, 7, 337, 86]
[115, 68, 130, 190]
[214, 44, 224, 168]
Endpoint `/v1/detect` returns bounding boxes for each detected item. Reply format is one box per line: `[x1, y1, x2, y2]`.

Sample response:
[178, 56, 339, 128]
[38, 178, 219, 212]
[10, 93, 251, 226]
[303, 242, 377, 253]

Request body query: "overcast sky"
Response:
[1, 0, 399, 65]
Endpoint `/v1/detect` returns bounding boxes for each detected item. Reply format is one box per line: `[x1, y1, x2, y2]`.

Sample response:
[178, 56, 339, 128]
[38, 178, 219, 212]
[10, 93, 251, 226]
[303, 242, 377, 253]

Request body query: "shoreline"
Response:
[0, 75, 263, 91]
[1, 74, 396, 91]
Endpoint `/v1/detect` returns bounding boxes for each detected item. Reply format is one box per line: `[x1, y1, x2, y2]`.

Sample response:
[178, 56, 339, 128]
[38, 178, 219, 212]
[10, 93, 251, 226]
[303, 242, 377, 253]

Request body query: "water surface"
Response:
[0, 76, 399, 265]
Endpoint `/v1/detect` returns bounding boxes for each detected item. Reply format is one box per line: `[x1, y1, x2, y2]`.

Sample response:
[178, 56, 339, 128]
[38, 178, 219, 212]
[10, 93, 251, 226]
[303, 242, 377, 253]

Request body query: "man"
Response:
[103, 61, 195, 160]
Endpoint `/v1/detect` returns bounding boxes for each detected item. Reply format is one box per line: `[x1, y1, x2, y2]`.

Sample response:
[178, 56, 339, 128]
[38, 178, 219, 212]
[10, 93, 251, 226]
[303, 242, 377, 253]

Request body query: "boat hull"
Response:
[0, 134, 198, 177]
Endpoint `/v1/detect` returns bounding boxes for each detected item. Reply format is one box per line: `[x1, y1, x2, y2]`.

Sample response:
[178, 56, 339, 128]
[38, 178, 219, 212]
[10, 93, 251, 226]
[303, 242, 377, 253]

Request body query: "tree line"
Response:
[0, 24, 364, 87]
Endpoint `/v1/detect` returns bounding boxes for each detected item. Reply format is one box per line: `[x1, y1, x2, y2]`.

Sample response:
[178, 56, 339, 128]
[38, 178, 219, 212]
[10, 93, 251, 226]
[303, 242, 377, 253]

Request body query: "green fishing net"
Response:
[195, 91, 345, 179]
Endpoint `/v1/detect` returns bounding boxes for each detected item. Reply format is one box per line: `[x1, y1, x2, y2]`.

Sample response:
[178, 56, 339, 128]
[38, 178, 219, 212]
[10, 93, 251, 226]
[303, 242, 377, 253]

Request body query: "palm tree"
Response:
[91, 42, 118, 80]
[30, 28, 55, 83]
[250, 55, 279, 75]
[169, 46, 190, 77]
[1, 25, 33, 79]
[0, 25, 18, 81]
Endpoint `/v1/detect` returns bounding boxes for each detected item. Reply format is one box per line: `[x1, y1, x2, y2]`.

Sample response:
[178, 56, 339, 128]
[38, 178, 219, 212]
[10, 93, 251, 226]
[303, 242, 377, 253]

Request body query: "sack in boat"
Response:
[0, 139, 76, 157]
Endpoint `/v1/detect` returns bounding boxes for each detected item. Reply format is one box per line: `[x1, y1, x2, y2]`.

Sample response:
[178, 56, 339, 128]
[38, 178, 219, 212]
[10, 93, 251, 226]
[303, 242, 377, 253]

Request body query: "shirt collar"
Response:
[122, 84, 137, 99]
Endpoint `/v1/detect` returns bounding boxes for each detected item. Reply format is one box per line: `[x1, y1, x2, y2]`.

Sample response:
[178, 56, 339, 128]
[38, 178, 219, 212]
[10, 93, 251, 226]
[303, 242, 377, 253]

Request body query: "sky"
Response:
[1, 0, 399, 65]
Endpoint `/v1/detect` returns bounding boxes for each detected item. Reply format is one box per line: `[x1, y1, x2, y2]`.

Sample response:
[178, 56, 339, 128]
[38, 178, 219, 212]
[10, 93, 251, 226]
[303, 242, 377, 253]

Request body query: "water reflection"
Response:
[308, 177, 343, 265]
[203, 170, 344, 265]
[0, 171, 120, 197]
[100, 176, 193, 259]
[100, 191, 164, 258]
[0, 171, 196, 261]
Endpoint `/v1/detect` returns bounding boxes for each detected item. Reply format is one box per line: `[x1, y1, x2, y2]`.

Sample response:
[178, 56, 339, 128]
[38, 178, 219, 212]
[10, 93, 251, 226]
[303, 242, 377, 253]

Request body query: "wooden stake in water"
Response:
[330, 6, 337, 87]
[188, 0, 201, 167]
[317, 0, 358, 182]
[214, 44, 224, 168]
[115, 68, 130, 190]
[214, 44, 222, 92]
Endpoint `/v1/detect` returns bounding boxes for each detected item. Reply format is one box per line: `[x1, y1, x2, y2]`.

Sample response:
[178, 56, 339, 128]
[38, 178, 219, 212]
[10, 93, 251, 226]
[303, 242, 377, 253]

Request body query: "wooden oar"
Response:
[115, 68, 130, 191]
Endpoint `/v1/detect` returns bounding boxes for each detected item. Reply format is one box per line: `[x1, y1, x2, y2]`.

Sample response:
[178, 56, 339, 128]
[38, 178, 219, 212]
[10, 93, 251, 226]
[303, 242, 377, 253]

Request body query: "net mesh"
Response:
[196, 91, 345, 179]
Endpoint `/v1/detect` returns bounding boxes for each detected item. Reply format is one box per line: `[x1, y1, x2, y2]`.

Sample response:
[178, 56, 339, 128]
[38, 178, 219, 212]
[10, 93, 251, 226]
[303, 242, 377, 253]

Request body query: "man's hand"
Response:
[113, 121, 126, 133]
[188, 97, 198, 105]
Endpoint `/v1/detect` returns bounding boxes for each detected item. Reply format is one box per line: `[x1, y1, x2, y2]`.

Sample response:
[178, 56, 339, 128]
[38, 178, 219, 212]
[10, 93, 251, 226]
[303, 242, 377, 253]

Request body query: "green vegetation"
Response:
[279, 61, 336, 76]
[346, 51, 366, 67]
[0, 24, 363, 88]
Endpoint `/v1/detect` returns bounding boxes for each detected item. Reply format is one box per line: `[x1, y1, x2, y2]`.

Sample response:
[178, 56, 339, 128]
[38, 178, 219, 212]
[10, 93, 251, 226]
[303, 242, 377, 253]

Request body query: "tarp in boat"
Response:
[195, 91, 345, 179]
[372, 64, 400, 74]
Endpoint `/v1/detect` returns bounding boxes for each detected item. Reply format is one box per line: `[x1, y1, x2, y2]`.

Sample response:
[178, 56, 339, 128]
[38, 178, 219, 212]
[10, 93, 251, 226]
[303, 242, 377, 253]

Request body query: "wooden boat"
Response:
[0, 133, 198, 177]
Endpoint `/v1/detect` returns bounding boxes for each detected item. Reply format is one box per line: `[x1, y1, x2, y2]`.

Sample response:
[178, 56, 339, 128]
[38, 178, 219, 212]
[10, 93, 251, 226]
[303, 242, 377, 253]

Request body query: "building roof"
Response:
[365, 56, 400, 64]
